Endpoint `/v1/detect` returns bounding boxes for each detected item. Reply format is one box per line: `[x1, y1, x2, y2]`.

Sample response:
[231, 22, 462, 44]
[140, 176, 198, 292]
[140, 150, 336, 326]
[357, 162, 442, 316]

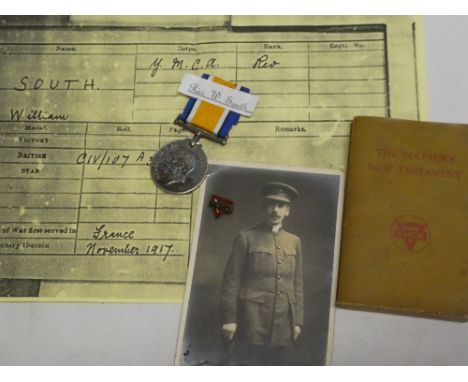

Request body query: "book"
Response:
[337, 116, 467, 320]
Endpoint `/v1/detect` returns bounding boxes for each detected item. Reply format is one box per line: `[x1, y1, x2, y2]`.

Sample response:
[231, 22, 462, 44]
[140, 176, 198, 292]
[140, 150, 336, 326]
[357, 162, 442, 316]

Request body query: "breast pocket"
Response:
[248, 249, 272, 274]
[285, 249, 297, 274]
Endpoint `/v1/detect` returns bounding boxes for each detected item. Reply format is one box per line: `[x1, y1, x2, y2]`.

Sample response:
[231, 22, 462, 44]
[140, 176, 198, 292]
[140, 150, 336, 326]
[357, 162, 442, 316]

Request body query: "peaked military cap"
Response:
[261, 182, 299, 203]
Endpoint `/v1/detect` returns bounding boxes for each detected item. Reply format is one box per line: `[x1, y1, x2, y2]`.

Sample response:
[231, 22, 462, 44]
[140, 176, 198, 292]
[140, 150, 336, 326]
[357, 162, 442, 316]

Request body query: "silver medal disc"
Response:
[151, 139, 208, 194]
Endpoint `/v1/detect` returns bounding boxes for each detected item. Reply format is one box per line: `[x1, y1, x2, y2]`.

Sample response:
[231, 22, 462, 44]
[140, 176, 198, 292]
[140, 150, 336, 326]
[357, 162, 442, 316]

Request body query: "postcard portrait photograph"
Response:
[176, 162, 343, 365]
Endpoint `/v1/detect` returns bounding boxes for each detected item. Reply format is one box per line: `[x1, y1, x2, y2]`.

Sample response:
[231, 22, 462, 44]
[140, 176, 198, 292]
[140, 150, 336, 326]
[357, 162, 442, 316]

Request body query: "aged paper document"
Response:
[0, 16, 426, 301]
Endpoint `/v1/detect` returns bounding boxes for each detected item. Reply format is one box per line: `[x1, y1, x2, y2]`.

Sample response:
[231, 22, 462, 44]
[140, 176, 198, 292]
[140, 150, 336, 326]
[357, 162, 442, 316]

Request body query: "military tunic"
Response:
[221, 222, 304, 346]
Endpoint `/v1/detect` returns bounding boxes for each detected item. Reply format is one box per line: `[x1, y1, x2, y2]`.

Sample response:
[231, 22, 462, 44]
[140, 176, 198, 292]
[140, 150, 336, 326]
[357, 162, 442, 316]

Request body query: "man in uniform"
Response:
[220, 182, 304, 365]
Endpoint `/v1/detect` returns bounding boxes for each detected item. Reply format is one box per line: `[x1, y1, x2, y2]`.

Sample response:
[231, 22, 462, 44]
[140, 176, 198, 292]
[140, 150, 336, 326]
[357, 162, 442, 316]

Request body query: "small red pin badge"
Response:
[209, 194, 234, 219]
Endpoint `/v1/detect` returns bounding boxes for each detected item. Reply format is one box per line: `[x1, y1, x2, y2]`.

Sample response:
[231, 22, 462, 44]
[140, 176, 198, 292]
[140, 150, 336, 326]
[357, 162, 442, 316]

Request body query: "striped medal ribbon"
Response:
[151, 73, 256, 194]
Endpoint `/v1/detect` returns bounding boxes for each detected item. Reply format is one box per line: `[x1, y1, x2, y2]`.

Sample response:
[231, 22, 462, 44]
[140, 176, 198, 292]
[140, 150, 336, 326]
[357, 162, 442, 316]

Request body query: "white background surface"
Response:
[0, 16, 467, 365]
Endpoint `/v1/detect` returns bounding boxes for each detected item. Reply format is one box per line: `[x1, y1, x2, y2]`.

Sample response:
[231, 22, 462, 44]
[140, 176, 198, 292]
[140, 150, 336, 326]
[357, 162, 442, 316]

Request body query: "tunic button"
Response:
[277, 291, 281, 296]
[278, 259, 283, 264]
[277, 275, 281, 281]
[276, 245, 281, 249]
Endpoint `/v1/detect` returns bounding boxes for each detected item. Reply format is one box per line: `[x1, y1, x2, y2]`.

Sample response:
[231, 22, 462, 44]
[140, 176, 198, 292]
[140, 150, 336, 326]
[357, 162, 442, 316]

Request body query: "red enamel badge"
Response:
[209, 194, 234, 219]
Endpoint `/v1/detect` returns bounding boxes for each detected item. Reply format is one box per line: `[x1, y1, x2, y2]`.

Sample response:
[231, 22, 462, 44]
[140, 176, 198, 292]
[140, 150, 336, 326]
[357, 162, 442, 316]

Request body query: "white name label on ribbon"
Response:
[178, 73, 259, 117]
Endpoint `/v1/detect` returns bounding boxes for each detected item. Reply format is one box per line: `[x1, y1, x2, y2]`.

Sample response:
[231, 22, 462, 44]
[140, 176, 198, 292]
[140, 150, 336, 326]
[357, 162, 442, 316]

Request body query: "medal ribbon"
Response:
[178, 73, 250, 139]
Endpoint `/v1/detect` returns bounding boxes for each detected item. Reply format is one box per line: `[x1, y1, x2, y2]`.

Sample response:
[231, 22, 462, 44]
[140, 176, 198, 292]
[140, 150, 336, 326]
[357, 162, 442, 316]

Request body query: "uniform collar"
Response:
[271, 224, 282, 235]
[260, 221, 283, 235]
